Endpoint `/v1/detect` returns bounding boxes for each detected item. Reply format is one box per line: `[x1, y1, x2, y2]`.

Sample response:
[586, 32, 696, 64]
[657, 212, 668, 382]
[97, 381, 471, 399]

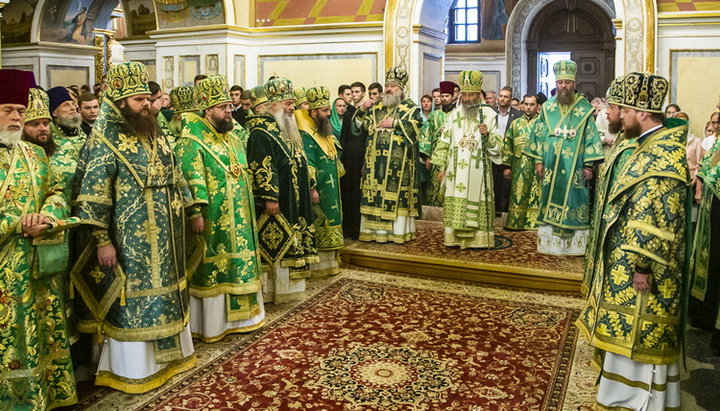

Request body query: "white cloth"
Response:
[96, 325, 194, 380]
[701, 134, 717, 152]
[536, 224, 587, 256]
[189, 292, 265, 340]
[359, 215, 415, 243]
[309, 250, 340, 276]
[596, 352, 681, 411]
[263, 264, 306, 304]
[497, 109, 510, 137]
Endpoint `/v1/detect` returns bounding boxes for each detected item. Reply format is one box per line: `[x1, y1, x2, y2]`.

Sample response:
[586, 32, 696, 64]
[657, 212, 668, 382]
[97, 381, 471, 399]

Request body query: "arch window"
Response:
[448, 0, 480, 43]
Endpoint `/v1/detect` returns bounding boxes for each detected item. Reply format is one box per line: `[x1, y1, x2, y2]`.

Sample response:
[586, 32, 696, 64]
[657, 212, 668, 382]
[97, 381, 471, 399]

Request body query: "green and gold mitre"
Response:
[250, 85, 268, 110]
[306, 86, 330, 109]
[618, 71, 668, 114]
[458, 70, 483, 93]
[294, 86, 308, 106]
[385, 66, 408, 90]
[606, 75, 625, 105]
[265, 77, 295, 103]
[25, 88, 51, 123]
[195, 74, 231, 110]
[105, 62, 150, 102]
[553, 60, 577, 82]
[170, 85, 196, 113]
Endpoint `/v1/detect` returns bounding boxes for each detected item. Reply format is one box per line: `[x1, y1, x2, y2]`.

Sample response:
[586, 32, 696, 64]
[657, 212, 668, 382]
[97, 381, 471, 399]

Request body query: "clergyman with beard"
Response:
[431, 70, 502, 248]
[174, 74, 266, 342]
[47, 85, 87, 153]
[246, 77, 318, 304]
[296, 85, 344, 276]
[72, 62, 197, 393]
[524, 59, 604, 256]
[420, 80, 457, 207]
[353, 66, 423, 243]
[578, 72, 688, 410]
[0, 69, 78, 409]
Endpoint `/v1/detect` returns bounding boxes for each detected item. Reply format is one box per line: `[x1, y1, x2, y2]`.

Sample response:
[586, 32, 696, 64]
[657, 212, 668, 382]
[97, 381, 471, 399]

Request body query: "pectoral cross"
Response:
[328, 174, 336, 189]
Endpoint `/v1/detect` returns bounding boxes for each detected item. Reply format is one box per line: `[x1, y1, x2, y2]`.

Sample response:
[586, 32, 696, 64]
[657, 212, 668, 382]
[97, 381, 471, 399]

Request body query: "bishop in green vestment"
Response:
[168, 85, 198, 145]
[247, 78, 318, 304]
[503, 94, 541, 230]
[577, 73, 688, 410]
[175, 75, 265, 343]
[524, 60, 604, 256]
[71, 63, 196, 394]
[431, 70, 502, 249]
[419, 81, 456, 207]
[353, 66, 423, 243]
[0, 69, 78, 410]
[296, 86, 344, 276]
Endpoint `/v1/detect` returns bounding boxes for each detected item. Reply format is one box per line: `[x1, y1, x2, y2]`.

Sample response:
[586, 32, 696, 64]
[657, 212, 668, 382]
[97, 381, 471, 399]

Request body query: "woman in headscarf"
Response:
[331, 97, 346, 138]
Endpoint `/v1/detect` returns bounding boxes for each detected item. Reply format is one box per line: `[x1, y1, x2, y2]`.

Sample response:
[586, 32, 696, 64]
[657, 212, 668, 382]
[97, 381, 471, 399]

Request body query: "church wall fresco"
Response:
[657, 0, 720, 12]
[254, 0, 385, 26]
[1, 0, 37, 44]
[156, 0, 225, 29]
[39, 0, 118, 45]
[121, 0, 157, 37]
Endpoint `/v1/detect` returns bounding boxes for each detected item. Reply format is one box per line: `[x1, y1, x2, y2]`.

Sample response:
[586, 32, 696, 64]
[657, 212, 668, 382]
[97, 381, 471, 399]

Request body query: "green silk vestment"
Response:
[174, 113, 263, 323]
[50, 121, 86, 154]
[72, 100, 192, 365]
[354, 99, 423, 230]
[419, 109, 449, 206]
[578, 120, 689, 365]
[503, 114, 541, 230]
[0, 141, 77, 410]
[524, 93, 604, 235]
[296, 110, 344, 251]
[157, 110, 174, 145]
[690, 139, 720, 316]
[246, 113, 318, 272]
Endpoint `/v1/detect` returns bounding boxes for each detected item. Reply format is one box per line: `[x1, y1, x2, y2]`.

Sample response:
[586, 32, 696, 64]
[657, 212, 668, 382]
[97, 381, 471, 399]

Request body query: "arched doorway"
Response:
[526, 0, 615, 101]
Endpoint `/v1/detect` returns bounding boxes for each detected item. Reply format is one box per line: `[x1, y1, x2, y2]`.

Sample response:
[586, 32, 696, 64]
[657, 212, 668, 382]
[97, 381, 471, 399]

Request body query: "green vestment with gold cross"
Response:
[503, 113, 541, 230]
[246, 113, 319, 272]
[0, 141, 77, 410]
[71, 99, 195, 383]
[50, 121, 87, 155]
[174, 112, 264, 331]
[353, 98, 423, 234]
[577, 119, 689, 365]
[296, 110, 344, 251]
[419, 109, 449, 206]
[524, 93, 604, 235]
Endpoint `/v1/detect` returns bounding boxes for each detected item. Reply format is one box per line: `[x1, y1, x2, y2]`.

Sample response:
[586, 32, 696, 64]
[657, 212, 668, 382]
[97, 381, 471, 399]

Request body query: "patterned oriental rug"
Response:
[73, 270, 596, 410]
[344, 220, 584, 278]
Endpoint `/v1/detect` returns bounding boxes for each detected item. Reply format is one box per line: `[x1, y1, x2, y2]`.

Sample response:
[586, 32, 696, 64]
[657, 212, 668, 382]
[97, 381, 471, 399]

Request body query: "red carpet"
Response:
[131, 278, 580, 410]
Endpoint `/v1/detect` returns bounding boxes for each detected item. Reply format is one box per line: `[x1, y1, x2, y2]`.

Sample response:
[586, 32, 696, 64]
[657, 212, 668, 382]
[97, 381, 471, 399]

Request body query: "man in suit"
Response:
[493, 86, 523, 216]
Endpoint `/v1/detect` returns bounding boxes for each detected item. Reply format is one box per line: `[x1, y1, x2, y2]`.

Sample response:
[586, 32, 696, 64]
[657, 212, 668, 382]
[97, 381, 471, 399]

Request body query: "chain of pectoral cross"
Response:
[553, 125, 577, 139]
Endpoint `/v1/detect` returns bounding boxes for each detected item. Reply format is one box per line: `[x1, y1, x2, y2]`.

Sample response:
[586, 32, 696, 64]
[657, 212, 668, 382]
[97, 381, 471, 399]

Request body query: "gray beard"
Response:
[0, 128, 22, 147]
[274, 109, 302, 145]
[56, 114, 82, 129]
[382, 93, 402, 108]
[460, 101, 480, 119]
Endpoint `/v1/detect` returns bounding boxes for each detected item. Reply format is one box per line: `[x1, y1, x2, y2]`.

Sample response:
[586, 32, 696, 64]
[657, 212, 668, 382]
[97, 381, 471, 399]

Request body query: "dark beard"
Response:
[212, 117, 234, 134]
[119, 104, 159, 139]
[24, 133, 57, 156]
[316, 116, 333, 136]
[441, 101, 455, 113]
[624, 122, 641, 138]
[608, 119, 622, 134]
[556, 90, 575, 106]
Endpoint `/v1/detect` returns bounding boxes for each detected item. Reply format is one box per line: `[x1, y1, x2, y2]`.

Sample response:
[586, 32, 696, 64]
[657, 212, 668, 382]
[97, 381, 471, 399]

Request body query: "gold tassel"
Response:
[120, 286, 126, 306]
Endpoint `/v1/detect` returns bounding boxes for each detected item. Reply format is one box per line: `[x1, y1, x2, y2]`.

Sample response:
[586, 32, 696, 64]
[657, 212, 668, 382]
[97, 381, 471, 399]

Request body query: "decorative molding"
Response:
[162, 56, 174, 90]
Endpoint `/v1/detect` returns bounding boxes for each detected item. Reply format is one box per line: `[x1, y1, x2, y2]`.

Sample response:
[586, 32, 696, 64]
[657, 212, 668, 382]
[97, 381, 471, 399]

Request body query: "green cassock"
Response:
[354, 99, 423, 229]
[174, 112, 263, 324]
[690, 139, 720, 323]
[50, 121, 87, 154]
[577, 119, 689, 365]
[246, 113, 318, 271]
[0, 141, 77, 410]
[419, 109, 449, 206]
[524, 93, 604, 235]
[157, 110, 174, 146]
[503, 114, 541, 230]
[296, 110, 344, 251]
[72, 99, 193, 370]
